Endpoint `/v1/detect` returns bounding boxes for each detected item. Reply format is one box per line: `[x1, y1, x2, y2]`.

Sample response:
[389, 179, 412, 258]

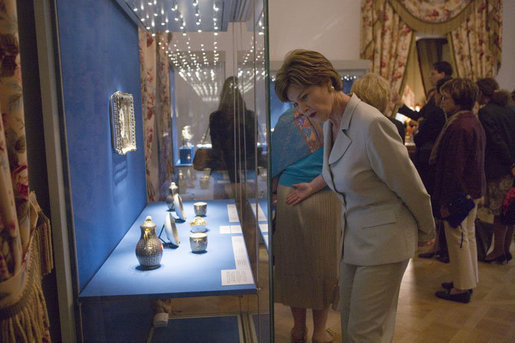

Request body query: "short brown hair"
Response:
[440, 78, 478, 111]
[274, 49, 343, 102]
[351, 73, 390, 114]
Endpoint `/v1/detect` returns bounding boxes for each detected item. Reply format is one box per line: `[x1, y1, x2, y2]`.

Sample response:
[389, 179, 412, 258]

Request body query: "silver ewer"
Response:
[135, 216, 163, 269]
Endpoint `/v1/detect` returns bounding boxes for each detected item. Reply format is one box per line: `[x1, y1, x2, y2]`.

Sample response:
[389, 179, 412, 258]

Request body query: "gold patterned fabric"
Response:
[0, 2, 53, 341]
[361, 0, 414, 115]
[389, 0, 474, 34]
[139, 30, 174, 201]
[448, 0, 502, 79]
[139, 29, 158, 201]
[156, 34, 174, 199]
[361, 0, 502, 112]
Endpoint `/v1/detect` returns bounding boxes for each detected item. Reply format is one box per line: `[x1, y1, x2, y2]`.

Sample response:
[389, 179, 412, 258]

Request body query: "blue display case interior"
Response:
[151, 316, 243, 343]
[56, 0, 147, 290]
[79, 200, 256, 300]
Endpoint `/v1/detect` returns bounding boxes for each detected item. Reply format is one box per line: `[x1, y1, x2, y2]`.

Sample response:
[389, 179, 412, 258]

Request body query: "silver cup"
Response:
[194, 202, 207, 216]
[199, 176, 210, 189]
[189, 232, 208, 253]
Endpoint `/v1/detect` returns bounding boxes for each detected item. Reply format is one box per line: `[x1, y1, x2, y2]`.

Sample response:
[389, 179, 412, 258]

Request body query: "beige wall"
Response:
[268, 0, 361, 62]
[496, 0, 515, 91]
[268, 0, 514, 91]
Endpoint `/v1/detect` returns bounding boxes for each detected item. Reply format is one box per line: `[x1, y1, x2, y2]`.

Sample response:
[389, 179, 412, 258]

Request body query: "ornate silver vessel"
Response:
[135, 216, 163, 269]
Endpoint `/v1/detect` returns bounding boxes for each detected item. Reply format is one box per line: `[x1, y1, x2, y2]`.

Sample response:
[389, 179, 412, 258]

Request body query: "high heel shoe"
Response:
[484, 253, 507, 264]
[506, 252, 512, 262]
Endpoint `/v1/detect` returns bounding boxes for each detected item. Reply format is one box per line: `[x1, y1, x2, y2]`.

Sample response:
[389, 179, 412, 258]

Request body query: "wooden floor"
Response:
[274, 249, 515, 343]
[148, 241, 514, 342]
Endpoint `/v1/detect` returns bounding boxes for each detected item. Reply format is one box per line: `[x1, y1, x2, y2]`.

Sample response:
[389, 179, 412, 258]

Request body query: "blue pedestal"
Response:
[179, 146, 195, 164]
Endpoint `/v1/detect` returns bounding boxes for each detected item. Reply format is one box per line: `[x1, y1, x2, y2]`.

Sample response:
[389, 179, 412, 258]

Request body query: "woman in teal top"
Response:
[272, 108, 341, 343]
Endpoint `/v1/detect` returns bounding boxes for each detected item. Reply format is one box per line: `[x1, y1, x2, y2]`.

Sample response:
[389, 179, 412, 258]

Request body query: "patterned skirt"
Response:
[273, 185, 341, 310]
[484, 174, 513, 216]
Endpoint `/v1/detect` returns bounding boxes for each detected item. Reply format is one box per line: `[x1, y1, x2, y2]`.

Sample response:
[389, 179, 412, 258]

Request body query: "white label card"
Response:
[221, 236, 254, 286]
[227, 204, 239, 222]
[220, 225, 242, 234]
[249, 201, 267, 222]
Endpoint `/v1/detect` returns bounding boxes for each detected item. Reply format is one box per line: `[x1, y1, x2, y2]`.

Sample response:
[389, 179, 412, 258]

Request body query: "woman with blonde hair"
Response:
[350, 73, 405, 142]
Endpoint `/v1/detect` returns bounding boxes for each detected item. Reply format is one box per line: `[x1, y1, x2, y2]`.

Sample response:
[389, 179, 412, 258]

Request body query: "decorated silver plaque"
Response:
[110, 91, 137, 155]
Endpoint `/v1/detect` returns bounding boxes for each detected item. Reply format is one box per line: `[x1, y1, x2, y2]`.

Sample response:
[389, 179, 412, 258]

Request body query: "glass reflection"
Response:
[124, 1, 270, 342]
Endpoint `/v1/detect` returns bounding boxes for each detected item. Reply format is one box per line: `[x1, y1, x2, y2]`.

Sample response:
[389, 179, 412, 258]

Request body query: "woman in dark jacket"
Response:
[431, 78, 486, 303]
[476, 78, 515, 263]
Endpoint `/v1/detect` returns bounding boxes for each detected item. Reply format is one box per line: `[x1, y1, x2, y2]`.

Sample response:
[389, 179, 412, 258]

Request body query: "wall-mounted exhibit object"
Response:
[110, 91, 137, 155]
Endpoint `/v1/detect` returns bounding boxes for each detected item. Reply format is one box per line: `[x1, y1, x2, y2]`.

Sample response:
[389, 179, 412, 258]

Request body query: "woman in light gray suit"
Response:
[275, 50, 436, 343]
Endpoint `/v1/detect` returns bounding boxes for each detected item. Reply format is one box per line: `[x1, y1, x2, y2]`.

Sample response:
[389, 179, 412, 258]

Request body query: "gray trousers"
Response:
[339, 259, 409, 343]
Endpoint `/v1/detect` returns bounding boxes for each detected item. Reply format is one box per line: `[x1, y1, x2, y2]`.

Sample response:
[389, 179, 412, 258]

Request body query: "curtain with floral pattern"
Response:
[0, 0, 52, 342]
[361, 0, 503, 108]
[361, 0, 414, 115]
[139, 29, 174, 201]
[156, 33, 174, 198]
[447, 0, 502, 79]
[139, 29, 158, 201]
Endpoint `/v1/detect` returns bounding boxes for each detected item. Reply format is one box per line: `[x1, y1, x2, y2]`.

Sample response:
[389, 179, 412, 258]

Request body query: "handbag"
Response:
[192, 126, 220, 171]
[192, 147, 215, 171]
[193, 127, 212, 171]
[444, 193, 475, 228]
[475, 218, 493, 261]
[501, 186, 515, 225]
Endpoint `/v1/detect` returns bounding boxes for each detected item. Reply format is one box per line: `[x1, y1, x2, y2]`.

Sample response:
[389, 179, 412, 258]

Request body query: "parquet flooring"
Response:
[149, 241, 514, 342]
[274, 246, 515, 343]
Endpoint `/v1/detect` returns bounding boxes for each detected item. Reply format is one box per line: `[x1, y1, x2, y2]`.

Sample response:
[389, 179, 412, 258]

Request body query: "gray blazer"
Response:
[322, 95, 435, 266]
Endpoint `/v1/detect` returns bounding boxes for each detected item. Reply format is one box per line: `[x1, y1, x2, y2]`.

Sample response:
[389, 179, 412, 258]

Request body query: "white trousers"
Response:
[339, 260, 409, 343]
[443, 201, 479, 290]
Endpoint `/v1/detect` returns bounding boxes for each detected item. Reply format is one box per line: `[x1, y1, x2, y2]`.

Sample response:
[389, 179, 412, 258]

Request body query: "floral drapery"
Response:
[139, 29, 158, 201]
[0, 0, 52, 342]
[156, 33, 174, 198]
[361, 0, 503, 109]
[138, 30, 174, 201]
[361, 0, 414, 114]
[447, 0, 502, 80]
[389, 0, 475, 34]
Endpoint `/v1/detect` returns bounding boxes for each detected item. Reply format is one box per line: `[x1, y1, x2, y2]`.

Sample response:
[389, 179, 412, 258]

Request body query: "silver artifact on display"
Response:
[193, 201, 207, 216]
[110, 91, 137, 155]
[160, 212, 180, 247]
[173, 192, 186, 221]
[189, 232, 208, 253]
[166, 182, 179, 210]
[199, 175, 210, 189]
[135, 216, 163, 269]
[190, 216, 208, 233]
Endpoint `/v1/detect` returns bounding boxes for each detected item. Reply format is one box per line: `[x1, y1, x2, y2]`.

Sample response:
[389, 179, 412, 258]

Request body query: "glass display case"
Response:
[41, 0, 271, 341]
